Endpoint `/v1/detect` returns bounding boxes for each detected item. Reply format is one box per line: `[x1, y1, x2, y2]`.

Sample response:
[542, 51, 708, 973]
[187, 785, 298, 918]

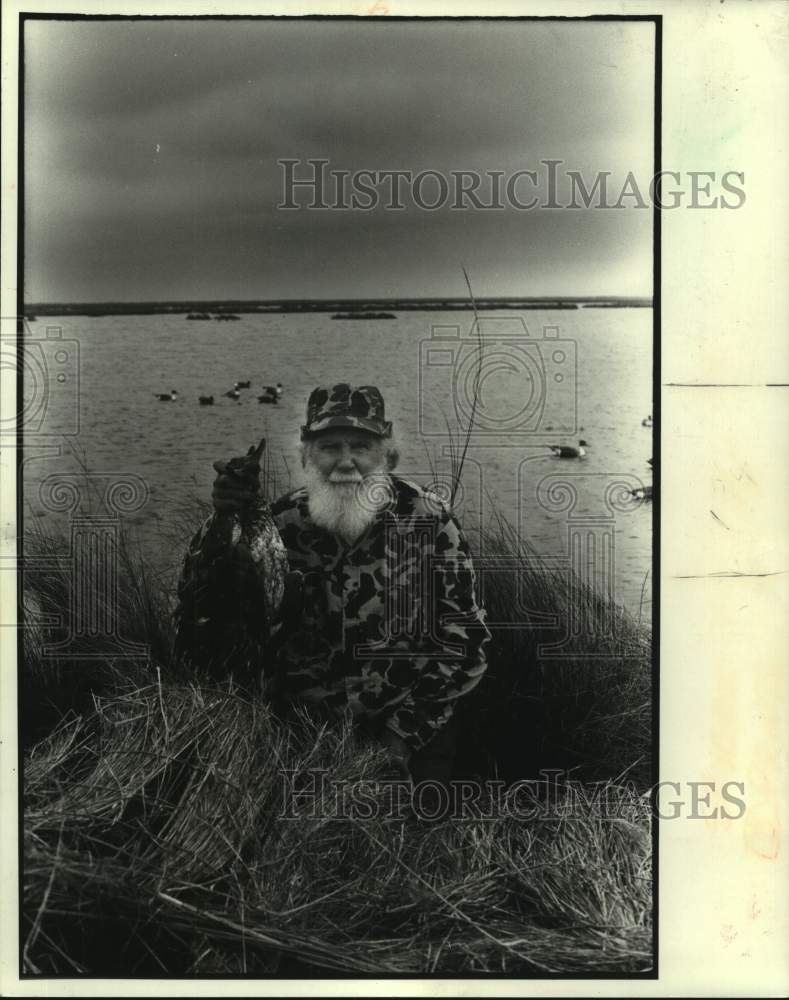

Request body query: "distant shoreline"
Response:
[24, 297, 652, 318]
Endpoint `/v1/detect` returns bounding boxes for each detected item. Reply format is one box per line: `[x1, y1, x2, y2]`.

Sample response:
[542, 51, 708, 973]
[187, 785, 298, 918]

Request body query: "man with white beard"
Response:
[189, 383, 490, 788]
[299, 425, 394, 546]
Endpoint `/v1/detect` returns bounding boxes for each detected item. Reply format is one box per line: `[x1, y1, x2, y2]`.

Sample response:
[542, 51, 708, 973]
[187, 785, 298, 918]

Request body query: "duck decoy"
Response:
[199, 395, 214, 406]
[154, 389, 178, 401]
[549, 439, 588, 458]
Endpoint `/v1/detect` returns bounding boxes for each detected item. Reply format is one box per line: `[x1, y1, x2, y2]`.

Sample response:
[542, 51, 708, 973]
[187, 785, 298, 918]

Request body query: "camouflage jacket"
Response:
[177, 475, 490, 751]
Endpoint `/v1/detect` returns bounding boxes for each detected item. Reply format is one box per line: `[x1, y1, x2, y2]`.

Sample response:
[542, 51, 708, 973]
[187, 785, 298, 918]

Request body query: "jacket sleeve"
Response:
[383, 509, 491, 751]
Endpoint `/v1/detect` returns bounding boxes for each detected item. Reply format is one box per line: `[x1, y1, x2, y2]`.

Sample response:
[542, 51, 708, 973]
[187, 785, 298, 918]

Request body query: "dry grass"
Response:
[23, 682, 652, 976]
[20, 498, 653, 976]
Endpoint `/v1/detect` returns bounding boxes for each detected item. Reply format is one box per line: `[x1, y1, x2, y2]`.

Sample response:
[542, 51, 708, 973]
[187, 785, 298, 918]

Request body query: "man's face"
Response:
[302, 428, 390, 543]
[305, 428, 387, 482]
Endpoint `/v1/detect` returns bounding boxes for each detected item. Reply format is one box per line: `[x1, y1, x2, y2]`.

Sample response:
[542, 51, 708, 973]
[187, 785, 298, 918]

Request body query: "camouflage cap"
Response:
[301, 383, 393, 439]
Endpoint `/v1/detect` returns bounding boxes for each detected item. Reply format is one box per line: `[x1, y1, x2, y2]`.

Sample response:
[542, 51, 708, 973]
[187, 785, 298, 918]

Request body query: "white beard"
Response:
[304, 460, 391, 544]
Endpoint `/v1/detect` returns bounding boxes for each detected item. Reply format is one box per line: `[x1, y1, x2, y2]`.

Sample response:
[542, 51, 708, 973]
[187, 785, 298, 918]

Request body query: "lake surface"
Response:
[22, 308, 653, 621]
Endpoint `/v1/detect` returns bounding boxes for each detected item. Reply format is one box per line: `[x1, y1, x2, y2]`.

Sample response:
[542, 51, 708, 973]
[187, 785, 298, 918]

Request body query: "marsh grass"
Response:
[458, 515, 652, 789]
[20, 472, 653, 975]
[23, 683, 652, 976]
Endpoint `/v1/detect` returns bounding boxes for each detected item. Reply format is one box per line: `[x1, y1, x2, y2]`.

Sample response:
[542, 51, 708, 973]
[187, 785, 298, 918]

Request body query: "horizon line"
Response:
[25, 294, 653, 309]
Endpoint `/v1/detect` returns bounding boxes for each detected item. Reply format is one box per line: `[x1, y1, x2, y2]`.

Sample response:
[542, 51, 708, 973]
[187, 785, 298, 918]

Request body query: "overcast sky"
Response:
[25, 18, 655, 302]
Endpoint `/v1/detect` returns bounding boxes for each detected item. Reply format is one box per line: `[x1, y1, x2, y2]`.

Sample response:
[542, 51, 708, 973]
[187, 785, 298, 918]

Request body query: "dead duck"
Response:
[154, 389, 178, 401]
[199, 395, 214, 406]
[172, 438, 291, 685]
[549, 439, 588, 458]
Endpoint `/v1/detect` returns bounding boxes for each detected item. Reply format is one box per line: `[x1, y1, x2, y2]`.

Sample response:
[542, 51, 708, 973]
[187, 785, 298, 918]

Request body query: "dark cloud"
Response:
[25, 18, 654, 302]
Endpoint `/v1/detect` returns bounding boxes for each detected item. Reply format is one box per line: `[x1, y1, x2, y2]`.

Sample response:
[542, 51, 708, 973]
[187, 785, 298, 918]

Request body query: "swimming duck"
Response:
[155, 389, 178, 401]
[224, 385, 241, 400]
[275, 382, 283, 397]
[549, 439, 588, 458]
[236, 380, 251, 389]
[642, 415, 653, 428]
[199, 395, 214, 406]
[258, 386, 279, 404]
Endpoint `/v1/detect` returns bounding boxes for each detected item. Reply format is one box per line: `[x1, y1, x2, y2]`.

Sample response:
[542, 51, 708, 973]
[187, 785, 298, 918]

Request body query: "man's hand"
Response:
[211, 441, 264, 513]
[380, 727, 412, 780]
[211, 460, 258, 512]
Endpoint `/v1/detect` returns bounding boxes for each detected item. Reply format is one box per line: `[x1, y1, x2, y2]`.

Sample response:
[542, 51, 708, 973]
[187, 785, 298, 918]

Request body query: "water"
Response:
[22, 308, 653, 621]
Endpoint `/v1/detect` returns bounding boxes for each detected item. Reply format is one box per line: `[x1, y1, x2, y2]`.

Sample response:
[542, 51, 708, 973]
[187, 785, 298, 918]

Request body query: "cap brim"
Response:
[302, 415, 392, 438]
